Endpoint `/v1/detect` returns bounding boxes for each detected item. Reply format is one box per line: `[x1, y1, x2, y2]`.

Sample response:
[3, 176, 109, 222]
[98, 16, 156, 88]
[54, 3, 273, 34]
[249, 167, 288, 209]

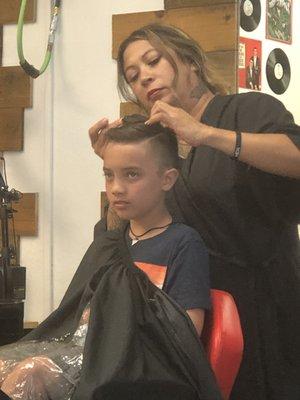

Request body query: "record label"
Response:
[243, 0, 253, 17]
[266, 48, 291, 95]
[274, 63, 284, 80]
[240, 0, 261, 32]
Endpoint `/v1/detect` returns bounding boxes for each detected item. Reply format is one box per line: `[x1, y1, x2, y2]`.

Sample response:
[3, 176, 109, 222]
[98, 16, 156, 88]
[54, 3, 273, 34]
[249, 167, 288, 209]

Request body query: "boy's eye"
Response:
[126, 171, 139, 179]
[103, 171, 113, 180]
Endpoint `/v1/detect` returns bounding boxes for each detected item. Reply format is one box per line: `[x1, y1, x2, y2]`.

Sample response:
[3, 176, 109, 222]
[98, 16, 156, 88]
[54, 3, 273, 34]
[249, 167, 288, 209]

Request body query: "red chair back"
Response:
[201, 289, 244, 400]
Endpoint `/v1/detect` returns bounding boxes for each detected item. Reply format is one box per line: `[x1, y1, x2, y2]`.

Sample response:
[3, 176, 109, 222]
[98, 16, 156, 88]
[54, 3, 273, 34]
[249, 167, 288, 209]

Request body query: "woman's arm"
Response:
[145, 101, 300, 179]
[204, 127, 300, 179]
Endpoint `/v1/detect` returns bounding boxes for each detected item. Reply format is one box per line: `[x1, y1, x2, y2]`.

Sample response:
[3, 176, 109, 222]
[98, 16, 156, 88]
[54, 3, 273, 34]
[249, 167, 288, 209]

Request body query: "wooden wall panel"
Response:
[0, 108, 24, 151]
[207, 50, 237, 93]
[12, 193, 38, 236]
[112, 4, 238, 58]
[0, 67, 32, 108]
[165, 0, 237, 9]
[120, 102, 145, 117]
[0, 0, 37, 24]
[24, 321, 38, 329]
[0, 26, 3, 65]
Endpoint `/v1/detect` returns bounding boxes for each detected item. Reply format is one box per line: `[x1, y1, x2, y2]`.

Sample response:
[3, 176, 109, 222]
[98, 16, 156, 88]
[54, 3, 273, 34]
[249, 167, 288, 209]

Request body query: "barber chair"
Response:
[201, 289, 244, 400]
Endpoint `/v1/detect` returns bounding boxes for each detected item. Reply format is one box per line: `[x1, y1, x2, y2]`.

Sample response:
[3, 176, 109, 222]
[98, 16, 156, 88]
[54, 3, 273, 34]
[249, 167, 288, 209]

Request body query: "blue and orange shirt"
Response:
[127, 223, 211, 311]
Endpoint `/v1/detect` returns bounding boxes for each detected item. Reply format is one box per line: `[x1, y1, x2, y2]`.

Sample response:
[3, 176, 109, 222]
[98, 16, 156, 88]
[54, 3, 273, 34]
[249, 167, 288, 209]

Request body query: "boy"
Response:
[0, 114, 211, 399]
[103, 114, 211, 335]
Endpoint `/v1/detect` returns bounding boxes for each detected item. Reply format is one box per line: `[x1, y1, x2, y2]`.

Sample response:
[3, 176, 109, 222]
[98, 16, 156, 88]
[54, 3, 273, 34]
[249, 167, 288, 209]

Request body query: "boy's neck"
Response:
[129, 207, 172, 241]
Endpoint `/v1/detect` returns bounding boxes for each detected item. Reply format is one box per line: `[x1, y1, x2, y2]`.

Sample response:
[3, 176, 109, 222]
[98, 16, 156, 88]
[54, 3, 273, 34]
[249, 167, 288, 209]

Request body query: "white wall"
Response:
[2, 0, 299, 322]
[2, 0, 164, 322]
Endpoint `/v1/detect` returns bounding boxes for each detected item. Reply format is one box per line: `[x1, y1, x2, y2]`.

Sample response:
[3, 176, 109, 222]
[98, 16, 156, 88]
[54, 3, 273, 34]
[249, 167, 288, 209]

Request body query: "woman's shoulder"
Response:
[203, 91, 292, 130]
[212, 91, 284, 109]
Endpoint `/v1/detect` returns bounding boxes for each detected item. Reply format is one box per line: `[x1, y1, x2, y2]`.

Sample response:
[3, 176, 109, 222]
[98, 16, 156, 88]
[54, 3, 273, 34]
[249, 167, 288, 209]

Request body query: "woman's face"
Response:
[122, 40, 199, 112]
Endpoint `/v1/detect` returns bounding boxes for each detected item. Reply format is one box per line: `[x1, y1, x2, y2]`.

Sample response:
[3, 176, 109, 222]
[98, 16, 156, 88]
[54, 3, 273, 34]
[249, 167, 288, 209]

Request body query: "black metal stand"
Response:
[0, 172, 25, 345]
[0, 201, 13, 299]
[0, 301, 24, 345]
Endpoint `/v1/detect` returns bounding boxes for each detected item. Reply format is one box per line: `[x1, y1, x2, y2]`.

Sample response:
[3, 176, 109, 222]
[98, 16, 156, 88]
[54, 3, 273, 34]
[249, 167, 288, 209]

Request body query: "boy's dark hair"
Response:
[105, 114, 179, 170]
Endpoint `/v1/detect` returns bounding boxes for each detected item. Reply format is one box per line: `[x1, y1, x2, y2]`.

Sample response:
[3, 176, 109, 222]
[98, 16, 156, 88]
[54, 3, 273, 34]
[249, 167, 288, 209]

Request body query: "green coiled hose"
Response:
[17, 0, 61, 78]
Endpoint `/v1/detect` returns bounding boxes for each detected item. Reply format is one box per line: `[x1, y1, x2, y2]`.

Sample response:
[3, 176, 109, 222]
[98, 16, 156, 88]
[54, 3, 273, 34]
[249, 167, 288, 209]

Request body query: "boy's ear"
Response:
[161, 168, 179, 191]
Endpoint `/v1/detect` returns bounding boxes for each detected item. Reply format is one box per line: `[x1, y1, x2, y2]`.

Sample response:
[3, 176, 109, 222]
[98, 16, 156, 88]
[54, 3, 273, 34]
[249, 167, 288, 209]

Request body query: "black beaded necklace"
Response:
[129, 221, 173, 244]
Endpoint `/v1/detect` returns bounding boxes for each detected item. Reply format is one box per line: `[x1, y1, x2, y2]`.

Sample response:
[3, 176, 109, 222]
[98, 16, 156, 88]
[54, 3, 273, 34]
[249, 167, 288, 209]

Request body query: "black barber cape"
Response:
[23, 229, 221, 400]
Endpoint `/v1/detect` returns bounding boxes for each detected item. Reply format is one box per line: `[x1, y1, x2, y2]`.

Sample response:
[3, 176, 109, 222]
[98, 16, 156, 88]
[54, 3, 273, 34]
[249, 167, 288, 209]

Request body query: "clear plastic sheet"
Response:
[0, 305, 90, 400]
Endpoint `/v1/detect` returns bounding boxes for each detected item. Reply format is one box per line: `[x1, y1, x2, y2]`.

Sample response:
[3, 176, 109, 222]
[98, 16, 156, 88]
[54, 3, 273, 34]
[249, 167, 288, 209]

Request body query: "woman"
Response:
[89, 24, 300, 400]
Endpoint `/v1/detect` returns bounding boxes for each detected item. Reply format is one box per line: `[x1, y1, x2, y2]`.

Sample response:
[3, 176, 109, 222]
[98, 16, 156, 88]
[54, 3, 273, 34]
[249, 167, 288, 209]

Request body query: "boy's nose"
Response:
[111, 179, 125, 195]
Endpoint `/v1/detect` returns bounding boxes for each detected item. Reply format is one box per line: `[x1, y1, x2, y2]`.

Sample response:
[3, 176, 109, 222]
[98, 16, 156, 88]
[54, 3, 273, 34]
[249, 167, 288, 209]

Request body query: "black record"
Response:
[240, 0, 261, 32]
[266, 48, 291, 95]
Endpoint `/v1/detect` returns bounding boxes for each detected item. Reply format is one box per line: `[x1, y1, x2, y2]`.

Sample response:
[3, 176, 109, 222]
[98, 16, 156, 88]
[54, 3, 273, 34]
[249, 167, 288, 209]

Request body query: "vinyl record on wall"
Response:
[240, 0, 261, 32]
[266, 48, 291, 95]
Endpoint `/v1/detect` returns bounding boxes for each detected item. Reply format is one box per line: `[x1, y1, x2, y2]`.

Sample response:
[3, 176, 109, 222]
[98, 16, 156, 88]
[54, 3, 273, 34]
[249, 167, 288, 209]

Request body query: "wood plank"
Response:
[24, 321, 38, 329]
[0, 66, 32, 108]
[12, 193, 38, 236]
[0, 108, 24, 151]
[164, 0, 237, 9]
[112, 4, 238, 58]
[0, 25, 3, 66]
[0, 0, 37, 25]
[120, 102, 145, 117]
[207, 50, 237, 94]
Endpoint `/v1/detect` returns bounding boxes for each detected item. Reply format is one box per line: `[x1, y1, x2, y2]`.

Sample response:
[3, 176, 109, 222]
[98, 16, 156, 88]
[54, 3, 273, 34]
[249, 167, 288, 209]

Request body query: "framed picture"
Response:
[239, 37, 262, 91]
[266, 0, 292, 44]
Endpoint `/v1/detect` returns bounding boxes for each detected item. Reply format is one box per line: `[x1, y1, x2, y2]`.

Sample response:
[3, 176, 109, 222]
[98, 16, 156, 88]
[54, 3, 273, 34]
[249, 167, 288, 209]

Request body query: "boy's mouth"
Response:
[112, 200, 130, 209]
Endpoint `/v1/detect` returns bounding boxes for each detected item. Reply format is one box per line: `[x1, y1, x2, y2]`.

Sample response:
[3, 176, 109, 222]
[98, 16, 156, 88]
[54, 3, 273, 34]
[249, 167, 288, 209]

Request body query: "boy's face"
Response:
[103, 140, 177, 222]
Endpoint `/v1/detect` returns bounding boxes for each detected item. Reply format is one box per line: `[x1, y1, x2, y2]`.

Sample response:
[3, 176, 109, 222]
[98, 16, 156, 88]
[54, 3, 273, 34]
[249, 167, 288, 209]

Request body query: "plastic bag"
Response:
[0, 305, 90, 399]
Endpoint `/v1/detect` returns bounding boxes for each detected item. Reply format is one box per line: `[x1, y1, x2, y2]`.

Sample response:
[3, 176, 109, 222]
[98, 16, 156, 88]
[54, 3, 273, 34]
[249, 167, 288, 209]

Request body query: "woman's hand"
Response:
[88, 117, 123, 158]
[145, 101, 211, 147]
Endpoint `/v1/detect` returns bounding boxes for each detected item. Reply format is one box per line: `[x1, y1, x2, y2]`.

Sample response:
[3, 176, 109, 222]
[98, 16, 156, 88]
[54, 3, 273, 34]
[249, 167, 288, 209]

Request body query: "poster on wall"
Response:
[266, 0, 292, 44]
[239, 37, 262, 91]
